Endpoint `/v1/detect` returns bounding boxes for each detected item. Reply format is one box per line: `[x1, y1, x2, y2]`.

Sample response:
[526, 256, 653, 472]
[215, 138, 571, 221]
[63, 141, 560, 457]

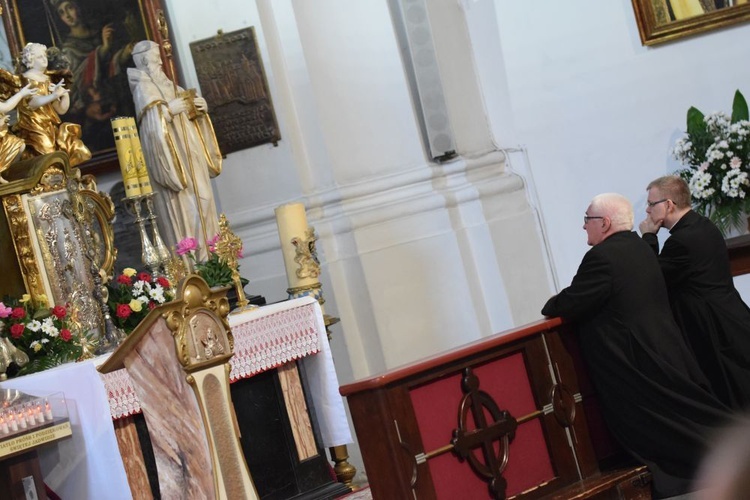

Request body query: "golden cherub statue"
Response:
[12, 43, 91, 167]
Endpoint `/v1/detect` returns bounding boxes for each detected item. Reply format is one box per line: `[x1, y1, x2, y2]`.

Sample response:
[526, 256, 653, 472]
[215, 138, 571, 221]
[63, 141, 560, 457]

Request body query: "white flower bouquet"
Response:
[673, 90, 750, 235]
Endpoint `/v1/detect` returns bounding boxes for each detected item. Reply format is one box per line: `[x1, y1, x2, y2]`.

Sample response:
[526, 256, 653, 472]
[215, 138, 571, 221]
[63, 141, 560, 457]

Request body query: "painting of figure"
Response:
[13, 0, 148, 154]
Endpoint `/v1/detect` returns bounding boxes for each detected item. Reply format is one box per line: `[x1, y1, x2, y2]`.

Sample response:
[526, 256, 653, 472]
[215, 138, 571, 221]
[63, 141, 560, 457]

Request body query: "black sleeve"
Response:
[542, 248, 612, 320]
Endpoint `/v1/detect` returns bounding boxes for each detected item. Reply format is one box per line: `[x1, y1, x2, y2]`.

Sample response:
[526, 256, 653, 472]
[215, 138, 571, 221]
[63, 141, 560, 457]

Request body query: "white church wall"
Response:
[492, 1, 750, 290]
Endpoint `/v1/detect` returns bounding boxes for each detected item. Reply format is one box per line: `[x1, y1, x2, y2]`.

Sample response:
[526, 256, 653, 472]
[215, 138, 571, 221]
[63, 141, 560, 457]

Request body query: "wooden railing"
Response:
[340, 318, 649, 499]
[726, 234, 750, 276]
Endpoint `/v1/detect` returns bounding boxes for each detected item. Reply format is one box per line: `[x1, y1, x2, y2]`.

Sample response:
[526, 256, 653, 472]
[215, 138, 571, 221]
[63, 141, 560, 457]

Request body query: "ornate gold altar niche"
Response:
[0, 152, 116, 345]
[99, 275, 259, 500]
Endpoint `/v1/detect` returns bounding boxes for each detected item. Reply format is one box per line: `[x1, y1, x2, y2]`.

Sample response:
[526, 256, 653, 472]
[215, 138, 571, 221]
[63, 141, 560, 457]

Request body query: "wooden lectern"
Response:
[99, 275, 259, 499]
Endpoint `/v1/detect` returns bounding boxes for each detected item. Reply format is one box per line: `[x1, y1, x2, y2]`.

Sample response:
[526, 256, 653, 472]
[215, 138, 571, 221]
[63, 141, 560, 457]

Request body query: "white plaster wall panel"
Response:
[292, 1, 426, 185]
[358, 230, 483, 368]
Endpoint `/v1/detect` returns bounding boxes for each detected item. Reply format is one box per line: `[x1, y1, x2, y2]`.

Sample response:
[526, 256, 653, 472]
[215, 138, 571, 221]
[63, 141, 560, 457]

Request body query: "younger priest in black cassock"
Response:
[543, 193, 731, 499]
[640, 175, 750, 410]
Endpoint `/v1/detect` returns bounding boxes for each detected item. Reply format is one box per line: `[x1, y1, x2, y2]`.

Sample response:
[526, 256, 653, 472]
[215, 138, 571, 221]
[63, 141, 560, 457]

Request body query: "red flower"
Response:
[10, 307, 25, 319]
[148, 302, 157, 310]
[60, 328, 72, 341]
[117, 274, 132, 286]
[156, 276, 170, 289]
[116, 304, 132, 319]
[137, 272, 152, 283]
[51, 305, 67, 319]
[9, 323, 24, 339]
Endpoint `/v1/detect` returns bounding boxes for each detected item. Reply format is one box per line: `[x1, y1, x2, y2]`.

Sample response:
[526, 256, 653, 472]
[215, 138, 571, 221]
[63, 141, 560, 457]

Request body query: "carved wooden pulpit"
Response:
[99, 275, 259, 500]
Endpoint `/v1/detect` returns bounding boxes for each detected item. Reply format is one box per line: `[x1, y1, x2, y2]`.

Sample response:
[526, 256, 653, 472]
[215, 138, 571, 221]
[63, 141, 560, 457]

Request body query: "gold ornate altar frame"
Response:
[0, 152, 115, 333]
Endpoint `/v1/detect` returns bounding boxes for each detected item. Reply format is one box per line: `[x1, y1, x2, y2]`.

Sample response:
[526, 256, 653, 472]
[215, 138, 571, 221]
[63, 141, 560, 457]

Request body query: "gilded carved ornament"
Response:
[2, 193, 47, 303]
[292, 227, 321, 280]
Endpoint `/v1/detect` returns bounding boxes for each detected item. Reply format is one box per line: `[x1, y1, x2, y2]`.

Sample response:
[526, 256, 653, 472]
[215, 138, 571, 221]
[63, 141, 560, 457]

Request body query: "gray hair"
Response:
[590, 193, 634, 231]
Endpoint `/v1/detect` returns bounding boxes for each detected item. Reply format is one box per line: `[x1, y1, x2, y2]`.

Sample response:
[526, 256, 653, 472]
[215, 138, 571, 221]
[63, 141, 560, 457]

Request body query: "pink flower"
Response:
[0, 303, 11, 318]
[207, 234, 220, 253]
[699, 162, 709, 172]
[730, 156, 742, 170]
[176, 237, 199, 256]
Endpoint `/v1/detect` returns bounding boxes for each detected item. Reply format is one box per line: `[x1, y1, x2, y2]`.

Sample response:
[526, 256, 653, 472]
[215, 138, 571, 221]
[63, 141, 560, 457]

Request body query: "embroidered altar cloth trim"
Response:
[101, 296, 322, 420]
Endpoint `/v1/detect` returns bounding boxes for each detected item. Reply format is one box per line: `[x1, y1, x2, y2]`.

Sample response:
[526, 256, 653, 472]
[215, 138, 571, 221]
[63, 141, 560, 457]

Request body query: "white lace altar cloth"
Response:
[101, 297, 322, 420]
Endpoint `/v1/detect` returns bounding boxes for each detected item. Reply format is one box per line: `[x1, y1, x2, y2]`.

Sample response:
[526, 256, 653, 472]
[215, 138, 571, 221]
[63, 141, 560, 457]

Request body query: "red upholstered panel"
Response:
[410, 353, 555, 498]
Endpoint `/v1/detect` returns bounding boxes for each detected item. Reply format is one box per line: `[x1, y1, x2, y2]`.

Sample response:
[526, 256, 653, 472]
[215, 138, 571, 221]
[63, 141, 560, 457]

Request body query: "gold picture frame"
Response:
[632, 0, 750, 45]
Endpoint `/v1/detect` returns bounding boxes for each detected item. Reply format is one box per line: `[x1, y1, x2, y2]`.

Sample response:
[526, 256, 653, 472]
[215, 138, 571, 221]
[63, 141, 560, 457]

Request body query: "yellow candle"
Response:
[111, 116, 140, 197]
[274, 203, 319, 289]
[129, 118, 153, 195]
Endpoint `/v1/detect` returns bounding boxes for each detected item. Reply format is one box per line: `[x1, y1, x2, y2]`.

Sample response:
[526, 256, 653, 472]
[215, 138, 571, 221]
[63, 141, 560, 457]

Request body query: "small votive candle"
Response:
[17, 409, 26, 429]
[44, 401, 53, 421]
[0, 415, 8, 435]
[26, 406, 36, 427]
[8, 412, 18, 432]
[35, 404, 44, 424]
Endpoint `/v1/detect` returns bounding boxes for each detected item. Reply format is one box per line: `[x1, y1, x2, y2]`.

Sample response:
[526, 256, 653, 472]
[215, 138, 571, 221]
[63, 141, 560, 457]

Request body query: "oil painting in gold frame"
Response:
[632, 0, 750, 45]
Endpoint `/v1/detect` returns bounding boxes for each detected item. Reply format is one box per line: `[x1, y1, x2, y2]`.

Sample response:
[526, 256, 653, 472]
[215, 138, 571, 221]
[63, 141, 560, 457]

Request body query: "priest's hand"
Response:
[639, 216, 662, 235]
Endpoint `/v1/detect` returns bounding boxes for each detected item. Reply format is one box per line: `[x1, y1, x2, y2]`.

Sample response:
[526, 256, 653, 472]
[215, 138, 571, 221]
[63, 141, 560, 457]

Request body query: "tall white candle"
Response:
[274, 203, 319, 289]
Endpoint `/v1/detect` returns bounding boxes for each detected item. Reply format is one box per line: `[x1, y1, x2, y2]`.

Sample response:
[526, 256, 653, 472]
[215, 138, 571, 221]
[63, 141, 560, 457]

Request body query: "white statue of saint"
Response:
[127, 40, 222, 260]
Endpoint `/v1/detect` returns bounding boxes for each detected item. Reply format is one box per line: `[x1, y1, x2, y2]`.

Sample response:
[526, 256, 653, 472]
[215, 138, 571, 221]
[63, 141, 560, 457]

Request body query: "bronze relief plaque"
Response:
[189, 27, 280, 155]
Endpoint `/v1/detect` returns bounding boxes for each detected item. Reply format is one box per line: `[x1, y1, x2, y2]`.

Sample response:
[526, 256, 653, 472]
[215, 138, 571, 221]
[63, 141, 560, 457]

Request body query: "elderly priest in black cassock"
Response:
[542, 193, 731, 499]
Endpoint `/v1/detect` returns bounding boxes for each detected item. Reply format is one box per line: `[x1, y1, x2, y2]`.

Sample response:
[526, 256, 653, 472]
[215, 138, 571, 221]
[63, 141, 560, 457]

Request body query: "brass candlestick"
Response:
[144, 194, 171, 266]
[123, 195, 160, 276]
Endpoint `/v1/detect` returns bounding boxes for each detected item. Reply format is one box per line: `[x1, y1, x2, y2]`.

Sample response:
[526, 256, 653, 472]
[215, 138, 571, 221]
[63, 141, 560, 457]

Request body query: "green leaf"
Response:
[687, 106, 706, 136]
[731, 90, 749, 123]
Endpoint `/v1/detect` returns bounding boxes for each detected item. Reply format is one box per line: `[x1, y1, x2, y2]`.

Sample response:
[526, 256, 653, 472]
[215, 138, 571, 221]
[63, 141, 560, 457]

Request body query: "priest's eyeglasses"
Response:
[646, 199, 669, 208]
[583, 215, 604, 224]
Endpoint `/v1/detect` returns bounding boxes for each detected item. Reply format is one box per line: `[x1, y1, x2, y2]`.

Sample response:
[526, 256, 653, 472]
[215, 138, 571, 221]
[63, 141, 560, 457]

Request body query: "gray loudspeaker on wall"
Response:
[389, 0, 456, 161]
